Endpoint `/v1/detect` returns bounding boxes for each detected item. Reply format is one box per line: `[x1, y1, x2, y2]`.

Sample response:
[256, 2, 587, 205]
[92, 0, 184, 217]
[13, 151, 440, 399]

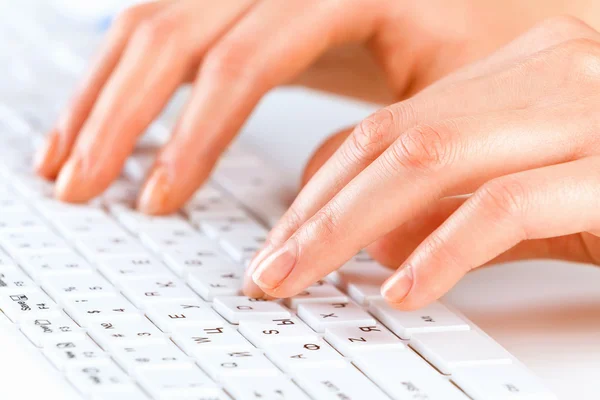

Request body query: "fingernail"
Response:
[138, 166, 171, 214]
[34, 131, 60, 174]
[252, 239, 298, 290]
[55, 155, 84, 201]
[381, 264, 413, 304]
[247, 242, 274, 276]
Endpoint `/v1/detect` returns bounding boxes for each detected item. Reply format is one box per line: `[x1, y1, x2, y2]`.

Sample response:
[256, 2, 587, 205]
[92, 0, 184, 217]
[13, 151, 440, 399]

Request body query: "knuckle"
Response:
[534, 15, 594, 38]
[350, 108, 397, 161]
[475, 176, 528, 222]
[134, 15, 178, 45]
[557, 38, 600, 82]
[386, 124, 455, 172]
[203, 39, 261, 83]
[302, 203, 342, 244]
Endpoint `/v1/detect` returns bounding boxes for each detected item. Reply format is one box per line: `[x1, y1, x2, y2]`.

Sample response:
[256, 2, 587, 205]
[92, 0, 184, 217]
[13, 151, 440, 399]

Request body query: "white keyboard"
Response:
[0, 2, 556, 400]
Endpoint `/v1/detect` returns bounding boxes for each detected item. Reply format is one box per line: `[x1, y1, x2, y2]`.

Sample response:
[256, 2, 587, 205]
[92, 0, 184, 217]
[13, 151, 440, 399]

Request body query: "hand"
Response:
[35, 0, 561, 213]
[245, 16, 600, 309]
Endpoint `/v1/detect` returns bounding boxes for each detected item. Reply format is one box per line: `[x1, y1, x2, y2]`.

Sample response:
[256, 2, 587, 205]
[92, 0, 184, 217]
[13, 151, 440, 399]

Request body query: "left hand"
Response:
[244, 16, 600, 309]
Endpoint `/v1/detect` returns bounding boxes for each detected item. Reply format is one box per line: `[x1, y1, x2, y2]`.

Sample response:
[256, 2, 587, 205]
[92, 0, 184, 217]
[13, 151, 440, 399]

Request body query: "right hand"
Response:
[34, 0, 589, 214]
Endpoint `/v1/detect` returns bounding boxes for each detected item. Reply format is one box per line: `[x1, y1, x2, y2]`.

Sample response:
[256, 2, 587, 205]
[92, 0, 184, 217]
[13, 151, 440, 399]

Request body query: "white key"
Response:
[266, 340, 347, 371]
[43, 337, 109, 370]
[200, 216, 266, 239]
[185, 197, 248, 222]
[187, 268, 244, 300]
[138, 224, 205, 252]
[452, 363, 557, 400]
[112, 342, 191, 373]
[324, 324, 405, 356]
[88, 317, 166, 349]
[35, 198, 106, 219]
[65, 294, 142, 326]
[66, 361, 137, 395]
[145, 301, 223, 333]
[97, 255, 173, 283]
[353, 349, 468, 400]
[77, 234, 148, 259]
[163, 247, 234, 277]
[327, 255, 390, 292]
[173, 324, 254, 355]
[0, 230, 69, 257]
[410, 330, 513, 374]
[219, 231, 266, 265]
[0, 289, 61, 321]
[0, 267, 36, 291]
[224, 376, 309, 400]
[10, 171, 55, 197]
[0, 249, 16, 267]
[109, 203, 186, 234]
[347, 281, 386, 305]
[120, 276, 199, 308]
[0, 192, 29, 212]
[42, 273, 116, 301]
[91, 388, 150, 400]
[297, 302, 376, 333]
[293, 364, 389, 400]
[20, 313, 85, 347]
[284, 281, 348, 309]
[102, 179, 138, 205]
[52, 215, 125, 239]
[0, 211, 46, 231]
[134, 363, 224, 400]
[239, 317, 319, 348]
[20, 251, 93, 279]
[213, 296, 290, 324]
[368, 299, 470, 339]
[197, 348, 281, 380]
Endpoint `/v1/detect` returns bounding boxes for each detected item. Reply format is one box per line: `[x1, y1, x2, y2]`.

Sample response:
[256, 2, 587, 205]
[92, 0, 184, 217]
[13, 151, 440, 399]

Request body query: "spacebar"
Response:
[0, 315, 81, 400]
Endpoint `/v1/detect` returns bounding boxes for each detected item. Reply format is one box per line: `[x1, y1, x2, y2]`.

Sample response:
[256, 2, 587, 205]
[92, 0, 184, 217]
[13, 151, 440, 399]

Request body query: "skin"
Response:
[35, 0, 600, 308]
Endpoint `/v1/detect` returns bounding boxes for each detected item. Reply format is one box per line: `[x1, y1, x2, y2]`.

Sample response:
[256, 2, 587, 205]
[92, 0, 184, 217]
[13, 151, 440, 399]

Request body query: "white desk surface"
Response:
[240, 87, 600, 400]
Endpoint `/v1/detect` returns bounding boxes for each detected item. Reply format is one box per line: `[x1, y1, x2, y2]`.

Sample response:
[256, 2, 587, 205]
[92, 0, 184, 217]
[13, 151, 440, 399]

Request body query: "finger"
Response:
[382, 156, 600, 310]
[259, 16, 600, 262]
[136, 0, 388, 214]
[35, 1, 167, 179]
[251, 100, 594, 297]
[301, 126, 354, 186]
[55, 0, 256, 202]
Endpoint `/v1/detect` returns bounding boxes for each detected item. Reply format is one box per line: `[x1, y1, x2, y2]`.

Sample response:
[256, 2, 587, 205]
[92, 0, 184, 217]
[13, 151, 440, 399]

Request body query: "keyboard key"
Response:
[297, 301, 376, 333]
[19, 251, 93, 279]
[213, 296, 290, 324]
[0, 289, 61, 321]
[452, 363, 557, 400]
[163, 247, 234, 277]
[88, 317, 165, 349]
[90, 388, 150, 400]
[77, 234, 148, 259]
[0, 249, 16, 267]
[134, 363, 224, 400]
[284, 281, 348, 309]
[224, 376, 309, 400]
[51, 214, 125, 239]
[266, 340, 347, 372]
[109, 203, 187, 234]
[0, 230, 69, 257]
[43, 337, 109, 370]
[96, 255, 173, 283]
[187, 269, 244, 300]
[138, 224, 205, 252]
[410, 330, 513, 374]
[196, 348, 281, 380]
[219, 231, 266, 265]
[65, 294, 142, 326]
[66, 361, 137, 396]
[368, 299, 470, 339]
[173, 324, 254, 355]
[42, 273, 117, 301]
[293, 364, 390, 400]
[145, 301, 223, 332]
[120, 276, 199, 308]
[324, 324, 405, 356]
[239, 317, 319, 348]
[20, 313, 85, 347]
[200, 216, 266, 239]
[112, 342, 191, 373]
[0, 211, 46, 231]
[353, 349, 468, 399]
[0, 267, 36, 291]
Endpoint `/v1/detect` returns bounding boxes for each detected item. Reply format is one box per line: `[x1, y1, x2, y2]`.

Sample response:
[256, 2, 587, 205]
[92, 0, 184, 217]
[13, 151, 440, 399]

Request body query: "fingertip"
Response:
[54, 155, 87, 203]
[137, 165, 172, 215]
[34, 131, 63, 179]
[381, 264, 413, 305]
